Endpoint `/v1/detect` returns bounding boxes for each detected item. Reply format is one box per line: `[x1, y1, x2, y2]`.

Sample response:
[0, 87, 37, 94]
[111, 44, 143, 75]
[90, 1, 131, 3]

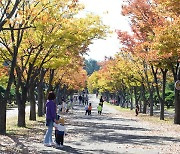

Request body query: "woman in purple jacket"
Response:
[44, 91, 57, 146]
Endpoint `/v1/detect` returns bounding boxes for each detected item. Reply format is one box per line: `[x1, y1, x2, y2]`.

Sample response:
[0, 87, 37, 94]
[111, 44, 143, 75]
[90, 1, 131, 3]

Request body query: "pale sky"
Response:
[79, 0, 131, 61]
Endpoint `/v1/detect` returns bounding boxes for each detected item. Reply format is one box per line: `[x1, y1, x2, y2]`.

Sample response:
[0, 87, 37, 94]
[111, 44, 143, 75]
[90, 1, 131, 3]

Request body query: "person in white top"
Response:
[54, 117, 67, 148]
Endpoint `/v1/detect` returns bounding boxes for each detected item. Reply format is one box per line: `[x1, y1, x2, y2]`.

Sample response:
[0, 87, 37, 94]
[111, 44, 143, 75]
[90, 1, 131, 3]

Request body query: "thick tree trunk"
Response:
[18, 101, 26, 127]
[17, 90, 26, 127]
[38, 83, 44, 117]
[38, 69, 46, 116]
[15, 79, 28, 127]
[174, 88, 180, 124]
[0, 47, 18, 134]
[0, 96, 6, 134]
[174, 63, 180, 124]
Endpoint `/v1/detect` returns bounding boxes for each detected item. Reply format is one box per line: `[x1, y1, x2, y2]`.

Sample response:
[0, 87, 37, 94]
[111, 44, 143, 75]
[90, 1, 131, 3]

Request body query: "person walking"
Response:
[85, 104, 89, 115]
[88, 103, 92, 115]
[44, 91, 57, 146]
[99, 96, 104, 107]
[97, 103, 103, 115]
[85, 94, 89, 105]
[78, 95, 82, 105]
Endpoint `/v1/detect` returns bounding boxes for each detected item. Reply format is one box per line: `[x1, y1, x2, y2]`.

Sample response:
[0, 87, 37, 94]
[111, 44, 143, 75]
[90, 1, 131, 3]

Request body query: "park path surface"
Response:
[2, 94, 180, 154]
[29, 94, 180, 154]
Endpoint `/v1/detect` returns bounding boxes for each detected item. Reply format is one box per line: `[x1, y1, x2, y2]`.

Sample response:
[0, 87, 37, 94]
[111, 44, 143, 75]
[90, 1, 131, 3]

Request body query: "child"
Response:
[85, 105, 89, 115]
[57, 103, 62, 114]
[54, 117, 67, 148]
[97, 103, 102, 115]
[88, 103, 92, 115]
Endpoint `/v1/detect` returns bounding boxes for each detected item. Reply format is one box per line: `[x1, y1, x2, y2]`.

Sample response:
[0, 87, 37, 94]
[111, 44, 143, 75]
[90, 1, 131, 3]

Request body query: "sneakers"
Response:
[59, 145, 63, 148]
[44, 143, 51, 147]
[56, 144, 63, 148]
[44, 142, 56, 147]
[51, 142, 56, 146]
[44, 142, 63, 148]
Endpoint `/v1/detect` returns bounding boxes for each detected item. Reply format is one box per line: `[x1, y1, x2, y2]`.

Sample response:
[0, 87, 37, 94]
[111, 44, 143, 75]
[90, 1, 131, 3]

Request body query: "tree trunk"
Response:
[174, 88, 180, 124]
[0, 96, 6, 134]
[126, 93, 129, 108]
[105, 91, 109, 103]
[134, 86, 138, 106]
[18, 101, 26, 127]
[160, 69, 168, 120]
[47, 69, 55, 94]
[143, 63, 154, 116]
[149, 90, 154, 116]
[130, 88, 133, 110]
[152, 66, 167, 120]
[0, 46, 18, 134]
[29, 83, 36, 121]
[17, 89, 26, 127]
[56, 86, 61, 105]
[174, 63, 180, 124]
[38, 82, 44, 117]
[38, 69, 46, 117]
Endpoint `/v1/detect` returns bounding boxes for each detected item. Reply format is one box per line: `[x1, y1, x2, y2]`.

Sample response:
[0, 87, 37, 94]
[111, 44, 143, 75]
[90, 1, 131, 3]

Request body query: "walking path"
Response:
[31, 94, 179, 154]
[2, 94, 180, 154]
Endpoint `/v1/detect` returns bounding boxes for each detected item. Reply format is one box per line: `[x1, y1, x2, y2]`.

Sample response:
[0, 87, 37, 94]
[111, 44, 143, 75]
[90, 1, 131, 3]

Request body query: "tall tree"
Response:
[84, 59, 100, 75]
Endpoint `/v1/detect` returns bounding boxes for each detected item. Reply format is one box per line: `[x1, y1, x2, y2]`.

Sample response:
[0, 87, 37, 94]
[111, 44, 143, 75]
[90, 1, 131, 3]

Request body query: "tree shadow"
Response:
[64, 108, 180, 147]
[55, 145, 85, 154]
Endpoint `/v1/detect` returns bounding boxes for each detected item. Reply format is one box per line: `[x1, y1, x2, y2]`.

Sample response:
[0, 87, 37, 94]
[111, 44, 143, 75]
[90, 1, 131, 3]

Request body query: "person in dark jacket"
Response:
[44, 91, 57, 146]
[99, 96, 104, 107]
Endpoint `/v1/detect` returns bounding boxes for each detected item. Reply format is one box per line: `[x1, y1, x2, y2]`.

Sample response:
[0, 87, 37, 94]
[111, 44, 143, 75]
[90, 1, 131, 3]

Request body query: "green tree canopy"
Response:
[84, 59, 100, 76]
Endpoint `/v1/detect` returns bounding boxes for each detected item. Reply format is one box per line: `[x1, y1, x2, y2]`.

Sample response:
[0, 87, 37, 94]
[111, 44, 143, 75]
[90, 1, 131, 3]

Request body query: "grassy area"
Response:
[105, 101, 174, 125]
[0, 115, 46, 153]
[6, 115, 45, 135]
[166, 107, 175, 113]
[7, 102, 31, 110]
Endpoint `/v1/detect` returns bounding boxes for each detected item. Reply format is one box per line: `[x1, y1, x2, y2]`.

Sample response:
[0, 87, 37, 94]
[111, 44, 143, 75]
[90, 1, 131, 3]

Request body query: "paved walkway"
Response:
[25, 94, 180, 154]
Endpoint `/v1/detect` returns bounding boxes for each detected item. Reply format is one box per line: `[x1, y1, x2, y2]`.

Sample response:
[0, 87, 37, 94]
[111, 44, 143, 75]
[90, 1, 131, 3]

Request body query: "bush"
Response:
[165, 90, 174, 108]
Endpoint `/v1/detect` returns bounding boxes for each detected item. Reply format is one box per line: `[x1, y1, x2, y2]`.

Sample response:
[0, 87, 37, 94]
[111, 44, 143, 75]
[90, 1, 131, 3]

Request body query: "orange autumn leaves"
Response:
[88, 0, 179, 93]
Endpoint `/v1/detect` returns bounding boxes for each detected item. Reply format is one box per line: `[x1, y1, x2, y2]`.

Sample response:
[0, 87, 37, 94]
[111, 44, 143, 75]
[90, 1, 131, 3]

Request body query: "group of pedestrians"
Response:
[85, 103, 92, 115]
[84, 95, 104, 116]
[43, 91, 105, 149]
[57, 98, 71, 114]
[78, 94, 89, 105]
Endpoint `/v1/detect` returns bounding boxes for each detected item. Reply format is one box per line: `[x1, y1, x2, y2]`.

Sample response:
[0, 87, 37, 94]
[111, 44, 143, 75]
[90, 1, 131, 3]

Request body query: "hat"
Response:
[57, 117, 65, 125]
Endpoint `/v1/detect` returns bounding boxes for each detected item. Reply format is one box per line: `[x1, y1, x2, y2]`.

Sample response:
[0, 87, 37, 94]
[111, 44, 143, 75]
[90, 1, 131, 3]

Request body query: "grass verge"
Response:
[105, 102, 174, 125]
[0, 115, 46, 153]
